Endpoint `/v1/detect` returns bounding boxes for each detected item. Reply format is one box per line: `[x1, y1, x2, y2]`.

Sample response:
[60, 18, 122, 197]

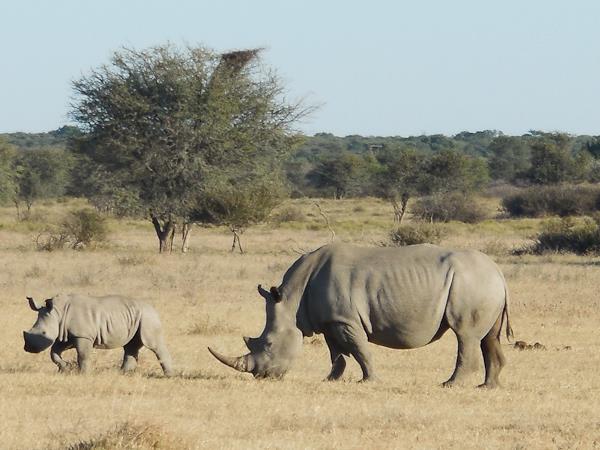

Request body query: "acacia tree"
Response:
[71, 44, 309, 252]
[373, 148, 423, 223]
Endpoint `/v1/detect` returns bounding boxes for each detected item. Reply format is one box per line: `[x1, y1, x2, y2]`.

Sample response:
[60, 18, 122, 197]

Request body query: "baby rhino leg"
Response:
[140, 317, 173, 377]
[146, 335, 173, 377]
[122, 332, 143, 373]
[51, 341, 73, 372]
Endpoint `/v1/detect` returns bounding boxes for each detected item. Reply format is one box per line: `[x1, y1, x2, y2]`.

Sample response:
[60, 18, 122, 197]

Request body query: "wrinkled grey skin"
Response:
[23, 294, 173, 376]
[209, 243, 513, 387]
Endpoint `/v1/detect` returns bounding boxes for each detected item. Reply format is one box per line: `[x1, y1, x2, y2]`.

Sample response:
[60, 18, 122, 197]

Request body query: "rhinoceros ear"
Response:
[257, 284, 271, 300]
[27, 296, 41, 312]
[45, 298, 54, 311]
[270, 286, 282, 303]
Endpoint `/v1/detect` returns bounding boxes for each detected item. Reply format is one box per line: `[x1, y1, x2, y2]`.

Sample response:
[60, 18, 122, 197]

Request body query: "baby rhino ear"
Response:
[27, 296, 40, 312]
[45, 298, 54, 311]
[270, 286, 282, 303]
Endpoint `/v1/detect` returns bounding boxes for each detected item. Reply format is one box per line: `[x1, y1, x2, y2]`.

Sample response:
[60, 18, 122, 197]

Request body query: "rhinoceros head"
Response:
[208, 285, 303, 379]
[23, 297, 59, 353]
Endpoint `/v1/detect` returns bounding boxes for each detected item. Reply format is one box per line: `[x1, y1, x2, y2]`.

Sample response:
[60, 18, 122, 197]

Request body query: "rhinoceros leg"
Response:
[121, 337, 143, 373]
[328, 322, 376, 382]
[51, 341, 73, 372]
[145, 336, 174, 377]
[478, 313, 506, 389]
[324, 335, 346, 381]
[442, 335, 480, 387]
[74, 337, 93, 373]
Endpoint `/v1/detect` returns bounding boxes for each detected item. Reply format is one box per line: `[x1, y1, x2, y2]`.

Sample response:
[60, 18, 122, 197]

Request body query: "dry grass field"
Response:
[1, 198, 599, 449]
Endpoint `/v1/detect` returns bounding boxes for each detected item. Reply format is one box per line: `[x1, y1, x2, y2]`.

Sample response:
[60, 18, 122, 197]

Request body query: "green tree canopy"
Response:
[420, 149, 489, 194]
[307, 152, 370, 199]
[373, 148, 424, 223]
[0, 138, 17, 205]
[526, 133, 590, 184]
[14, 148, 73, 215]
[70, 44, 310, 252]
[488, 135, 531, 182]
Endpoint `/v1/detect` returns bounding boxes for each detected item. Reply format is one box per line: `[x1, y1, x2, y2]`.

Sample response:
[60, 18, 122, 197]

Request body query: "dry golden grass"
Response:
[1, 198, 599, 449]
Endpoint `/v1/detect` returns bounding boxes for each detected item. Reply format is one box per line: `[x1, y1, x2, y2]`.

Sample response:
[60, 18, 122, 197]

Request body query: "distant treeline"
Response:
[3, 127, 600, 205]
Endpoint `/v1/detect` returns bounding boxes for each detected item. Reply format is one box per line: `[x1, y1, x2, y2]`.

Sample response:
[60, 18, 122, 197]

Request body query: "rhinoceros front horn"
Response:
[208, 347, 255, 373]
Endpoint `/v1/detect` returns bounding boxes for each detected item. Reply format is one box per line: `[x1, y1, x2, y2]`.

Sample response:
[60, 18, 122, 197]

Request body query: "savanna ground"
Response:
[0, 197, 599, 449]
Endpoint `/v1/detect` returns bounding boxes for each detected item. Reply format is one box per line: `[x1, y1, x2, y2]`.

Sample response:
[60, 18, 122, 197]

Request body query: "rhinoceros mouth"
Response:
[23, 332, 53, 353]
[24, 344, 45, 354]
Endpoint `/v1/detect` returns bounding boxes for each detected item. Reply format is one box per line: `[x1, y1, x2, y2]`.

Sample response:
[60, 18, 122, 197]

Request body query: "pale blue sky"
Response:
[1, 0, 599, 136]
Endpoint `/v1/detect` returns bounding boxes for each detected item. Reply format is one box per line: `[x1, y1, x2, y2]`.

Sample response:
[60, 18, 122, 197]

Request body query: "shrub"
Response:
[65, 421, 188, 450]
[411, 193, 487, 223]
[61, 209, 107, 248]
[35, 209, 107, 251]
[387, 222, 446, 247]
[502, 185, 600, 217]
[270, 205, 306, 224]
[521, 217, 600, 255]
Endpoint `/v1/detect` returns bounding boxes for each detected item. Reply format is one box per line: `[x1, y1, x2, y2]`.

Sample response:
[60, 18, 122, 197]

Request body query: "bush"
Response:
[35, 209, 107, 251]
[65, 421, 188, 450]
[387, 222, 446, 247]
[411, 193, 487, 223]
[61, 209, 107, 248]
[270, 205, 306, 224]
[521, 217, 600, 255]
[502, 185, 600, 217]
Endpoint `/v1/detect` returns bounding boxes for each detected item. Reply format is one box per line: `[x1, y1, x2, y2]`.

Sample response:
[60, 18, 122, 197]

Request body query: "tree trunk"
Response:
[230, 227, 244, 254]
[391, 194, 410, 225]
[398, 193, 410, 224]
[391, 199, 401, 224]
[181, 222, 192, 253]
[151, 215, 176, 254]
[14, 199, 20, 221]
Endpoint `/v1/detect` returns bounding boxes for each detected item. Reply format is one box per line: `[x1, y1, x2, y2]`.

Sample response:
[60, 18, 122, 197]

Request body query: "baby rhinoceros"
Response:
[23, 293, 173, 376]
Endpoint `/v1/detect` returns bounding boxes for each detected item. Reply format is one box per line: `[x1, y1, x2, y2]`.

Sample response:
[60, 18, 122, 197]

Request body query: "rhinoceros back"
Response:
[56, 294, 150, 349]
[297, 243, 505, 349]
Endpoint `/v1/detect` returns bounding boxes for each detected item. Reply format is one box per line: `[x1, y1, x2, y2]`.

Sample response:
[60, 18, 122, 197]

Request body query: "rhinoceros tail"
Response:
[500, 278, 514, 343]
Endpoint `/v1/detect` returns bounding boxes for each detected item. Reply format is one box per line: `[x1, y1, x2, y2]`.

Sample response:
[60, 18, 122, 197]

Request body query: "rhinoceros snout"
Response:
[23, 331, 53, 353]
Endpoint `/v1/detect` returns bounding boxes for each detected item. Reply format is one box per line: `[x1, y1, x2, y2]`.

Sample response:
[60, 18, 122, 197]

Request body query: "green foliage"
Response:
[501, 185, 600, 217]
[70, 44, 307, 228]
[2, 126, 81, 150]
[488, 135, 531, 181]
[411, 192, 487, 223]
[524, 217, 600, 255]
[307, 152, 370, 198]
[420, 150, 489, 194]
[0, 138, 17, 204]
[387, 222, 446, 246]
[14, 148, 73, 212]
[526, 133, 590, 184]
[372, 148, 424, 220]
[192, 172, 288, 230]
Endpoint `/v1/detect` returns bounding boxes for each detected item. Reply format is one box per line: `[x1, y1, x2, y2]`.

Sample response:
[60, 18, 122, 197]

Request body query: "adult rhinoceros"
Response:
[209, 243, 513, 388]
[23, 294, 173, 376]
